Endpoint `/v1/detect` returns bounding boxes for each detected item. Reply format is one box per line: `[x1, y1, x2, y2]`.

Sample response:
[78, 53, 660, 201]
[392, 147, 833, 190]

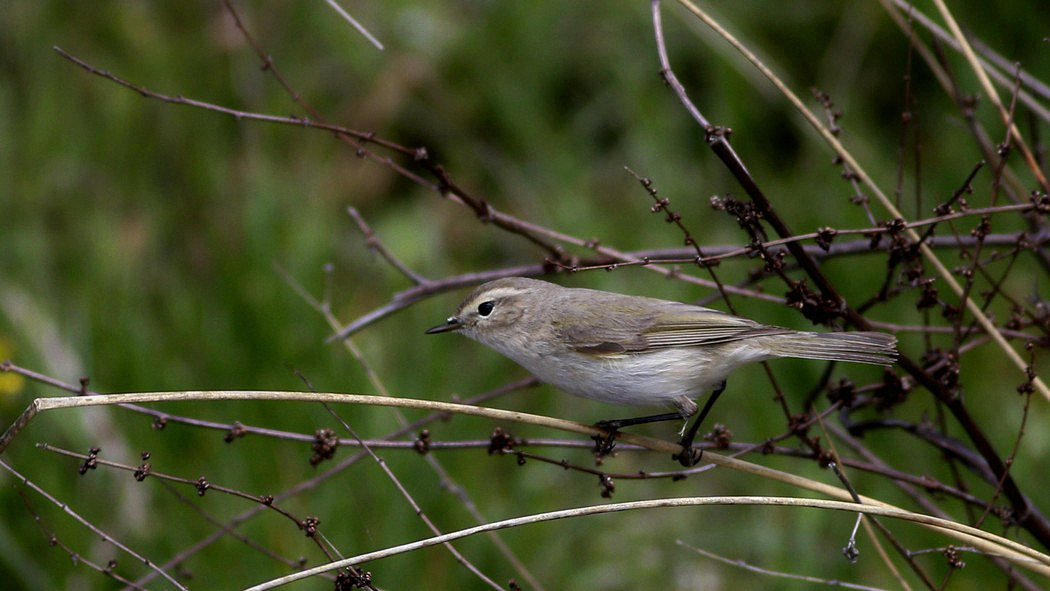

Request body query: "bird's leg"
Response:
[593, 412, 689, 456]
[672, 380, 727, 467]
[597, 412, 691, 430]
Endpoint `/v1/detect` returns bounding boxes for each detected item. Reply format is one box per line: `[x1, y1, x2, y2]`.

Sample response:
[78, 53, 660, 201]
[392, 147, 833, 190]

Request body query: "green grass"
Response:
[2, 2, 1049, 589]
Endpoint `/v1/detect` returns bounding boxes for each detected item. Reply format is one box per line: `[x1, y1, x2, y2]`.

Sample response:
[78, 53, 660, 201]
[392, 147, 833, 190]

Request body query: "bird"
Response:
[427, 276, 897, 465]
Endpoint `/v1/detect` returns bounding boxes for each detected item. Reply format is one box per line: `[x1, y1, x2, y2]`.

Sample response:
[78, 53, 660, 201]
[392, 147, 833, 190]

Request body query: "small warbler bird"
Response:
[427, 276, 897, 465]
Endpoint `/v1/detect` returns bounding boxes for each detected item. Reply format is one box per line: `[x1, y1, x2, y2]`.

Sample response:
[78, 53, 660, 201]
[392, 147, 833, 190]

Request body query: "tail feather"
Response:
[767, 331, 897, 365]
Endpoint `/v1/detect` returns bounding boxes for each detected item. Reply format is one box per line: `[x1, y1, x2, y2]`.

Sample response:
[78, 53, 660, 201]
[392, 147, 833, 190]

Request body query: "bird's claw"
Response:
[673, 444, 703, 467]
[592, 422, 620, 456]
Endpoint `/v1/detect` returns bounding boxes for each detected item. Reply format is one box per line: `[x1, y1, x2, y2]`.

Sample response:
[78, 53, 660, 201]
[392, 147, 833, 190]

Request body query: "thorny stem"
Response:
[656, 0, 1050, 547]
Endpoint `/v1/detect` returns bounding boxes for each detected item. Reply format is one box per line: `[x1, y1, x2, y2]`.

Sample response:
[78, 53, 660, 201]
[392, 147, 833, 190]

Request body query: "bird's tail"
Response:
[766, 331, 897, 365]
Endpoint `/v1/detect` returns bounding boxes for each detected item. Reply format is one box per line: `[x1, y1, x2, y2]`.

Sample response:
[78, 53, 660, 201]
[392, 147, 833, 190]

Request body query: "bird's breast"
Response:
[521, 347, 738, 407]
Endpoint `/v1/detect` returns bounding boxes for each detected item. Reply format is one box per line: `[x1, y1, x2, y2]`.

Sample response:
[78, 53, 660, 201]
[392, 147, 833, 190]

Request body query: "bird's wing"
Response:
[556, 300, 790, 355]
[642, 309, 792, 349]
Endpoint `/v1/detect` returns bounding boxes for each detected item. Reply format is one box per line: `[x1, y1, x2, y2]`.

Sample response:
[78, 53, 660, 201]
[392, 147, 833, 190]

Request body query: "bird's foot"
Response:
[592, 420, 621, 456]
[672, 442, 703, 467]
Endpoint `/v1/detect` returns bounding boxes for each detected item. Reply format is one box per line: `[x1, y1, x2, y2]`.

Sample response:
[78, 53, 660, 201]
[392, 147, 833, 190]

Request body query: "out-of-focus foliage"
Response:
[2, 1, 1048, 589]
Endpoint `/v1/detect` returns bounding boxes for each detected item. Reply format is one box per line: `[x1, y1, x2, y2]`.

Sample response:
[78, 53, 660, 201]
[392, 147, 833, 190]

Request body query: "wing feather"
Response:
[553, 294, 790, 354]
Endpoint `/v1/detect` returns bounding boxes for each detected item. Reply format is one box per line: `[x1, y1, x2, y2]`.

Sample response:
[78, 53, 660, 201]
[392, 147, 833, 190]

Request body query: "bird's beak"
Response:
[425, 317, 463, 334]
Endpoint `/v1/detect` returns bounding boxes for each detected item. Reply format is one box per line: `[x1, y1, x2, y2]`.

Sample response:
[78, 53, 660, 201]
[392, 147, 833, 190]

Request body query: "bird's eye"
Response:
[477, 301, 495, 317]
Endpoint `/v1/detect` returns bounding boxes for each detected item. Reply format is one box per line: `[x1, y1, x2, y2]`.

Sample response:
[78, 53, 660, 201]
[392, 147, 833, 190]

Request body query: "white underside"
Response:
[508, 344, 772, 413]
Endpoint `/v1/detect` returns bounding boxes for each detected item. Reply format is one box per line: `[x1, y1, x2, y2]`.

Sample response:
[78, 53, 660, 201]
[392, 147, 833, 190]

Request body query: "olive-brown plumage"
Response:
[427, 277, 897, 419]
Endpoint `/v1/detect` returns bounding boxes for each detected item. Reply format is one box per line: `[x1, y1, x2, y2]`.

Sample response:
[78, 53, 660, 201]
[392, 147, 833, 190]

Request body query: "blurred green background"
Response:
[2, 1, 1048, 589]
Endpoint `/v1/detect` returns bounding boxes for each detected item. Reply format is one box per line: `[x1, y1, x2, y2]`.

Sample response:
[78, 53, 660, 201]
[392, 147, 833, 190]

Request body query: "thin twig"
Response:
[245, 495, 1050, 590]
[322, 0, 384, 50]
[1, 459, 188, 590]
[676, 540, 889, 590]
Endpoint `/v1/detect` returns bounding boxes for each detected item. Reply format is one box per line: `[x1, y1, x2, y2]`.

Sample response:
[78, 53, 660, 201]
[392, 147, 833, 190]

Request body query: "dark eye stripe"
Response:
[478, 301, 495, 316]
